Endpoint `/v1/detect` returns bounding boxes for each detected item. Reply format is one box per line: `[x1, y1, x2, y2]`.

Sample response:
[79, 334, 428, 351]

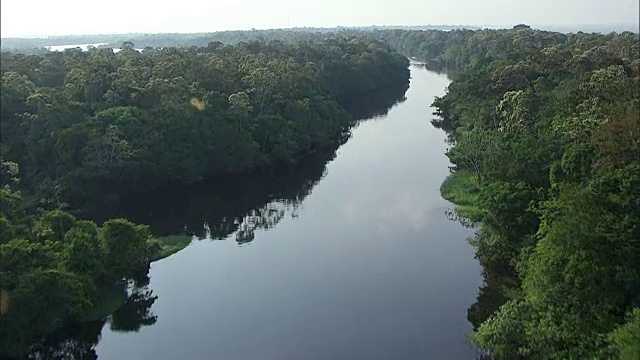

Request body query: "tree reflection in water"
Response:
[29, 289, 158, 360]
[34, 83, 409, 356]
[443, 207, 520, 359]
[82, 83, 408, 243]
[109, 289, 158, 333]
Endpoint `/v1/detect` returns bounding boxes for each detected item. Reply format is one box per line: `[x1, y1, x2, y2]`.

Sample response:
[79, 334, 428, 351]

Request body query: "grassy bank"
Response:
[149, 234, 193, 262]
[440, 170, 484, 223]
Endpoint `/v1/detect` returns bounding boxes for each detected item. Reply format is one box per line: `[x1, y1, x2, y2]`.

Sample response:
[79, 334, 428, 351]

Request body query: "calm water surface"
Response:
[95, 65, 482, 359]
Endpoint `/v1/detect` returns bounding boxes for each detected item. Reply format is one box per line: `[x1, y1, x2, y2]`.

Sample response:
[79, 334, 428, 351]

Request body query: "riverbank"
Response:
[150, 235, 193, 262]
[80, 235, 192, 323]
[94, 65, 482, 360]
[439, 170, 483, 223]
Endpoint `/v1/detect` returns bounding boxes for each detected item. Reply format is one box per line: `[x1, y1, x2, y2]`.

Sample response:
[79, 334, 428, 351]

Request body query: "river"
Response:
[93, 64, 483, 359]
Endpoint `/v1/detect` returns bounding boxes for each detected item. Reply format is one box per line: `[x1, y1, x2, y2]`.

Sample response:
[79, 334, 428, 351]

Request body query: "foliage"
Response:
[389, 27, 640, 358]
[2, 26, 638, 358]
[609, 308, 640, 360]
[0, 36, 408, 208]
[0, 34, 410, 357]
[0, 159, 158, 357]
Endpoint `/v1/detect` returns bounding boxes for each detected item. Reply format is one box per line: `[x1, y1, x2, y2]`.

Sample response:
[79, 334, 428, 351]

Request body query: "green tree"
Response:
[101, 219, 152, 282]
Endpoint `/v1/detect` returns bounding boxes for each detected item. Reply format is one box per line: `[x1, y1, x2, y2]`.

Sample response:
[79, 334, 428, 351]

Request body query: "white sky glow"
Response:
[1, 0, 638, 37]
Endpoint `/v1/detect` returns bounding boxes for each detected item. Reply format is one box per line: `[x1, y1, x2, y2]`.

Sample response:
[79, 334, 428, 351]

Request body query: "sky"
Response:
[1, 0, 638, 37]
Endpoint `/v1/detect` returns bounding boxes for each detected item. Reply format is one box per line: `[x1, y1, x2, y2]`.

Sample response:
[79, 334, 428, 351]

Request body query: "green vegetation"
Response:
[609, 308, 640, 360]
[2, 25, 638, 358]
[149, 234, 192, 262]
[386, 26, 639, 358]
[0, 160, 156, 357]
[439, 170, 483, 222]
[1, 36, 408, 208]
[0, 34, 410, 358]
[76, 232, 182, 322]
[81, 282, 128, 321]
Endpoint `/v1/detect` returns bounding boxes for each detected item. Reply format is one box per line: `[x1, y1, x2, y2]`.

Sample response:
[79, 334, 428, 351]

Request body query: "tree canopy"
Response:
[1, 36, 409, 208]
[0, 33, 410, 358]
[386, 27, 639, 358]
[2, 26, 638, 358]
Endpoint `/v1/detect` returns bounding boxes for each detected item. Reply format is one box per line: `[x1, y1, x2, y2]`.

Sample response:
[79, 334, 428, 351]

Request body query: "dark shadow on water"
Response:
[27, 288, 157, 360]
[441, 188, 520, 359]
[28, 320, 103, 360]
[408, 59, 448, 75]
[465, 262, 520, 360]
[109, 288, 158, 333]
[84, 144, 337, 243]
[445, 205, 520, 360]
[80, 83, 409, 244]
[467, 263, 518, 331]
[442, 210, 519, 360]
[342, 83, 409, 120]
[30, 84, 408, 357]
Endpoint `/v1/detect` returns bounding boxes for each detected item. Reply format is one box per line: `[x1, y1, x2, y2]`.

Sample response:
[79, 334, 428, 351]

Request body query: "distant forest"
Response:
[4, 23, 638, 52]
[0, 26, 478, 51]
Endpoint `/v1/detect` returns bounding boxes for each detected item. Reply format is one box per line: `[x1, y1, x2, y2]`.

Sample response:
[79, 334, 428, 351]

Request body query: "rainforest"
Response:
[1, 26, 638, 359]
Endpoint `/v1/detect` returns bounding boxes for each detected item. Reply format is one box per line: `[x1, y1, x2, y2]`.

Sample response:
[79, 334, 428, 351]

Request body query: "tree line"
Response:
[383, 26, 639, 358]
[0, 35, 409, 358]
[0, 26, 484, 53]
[1, 37, 409, 208]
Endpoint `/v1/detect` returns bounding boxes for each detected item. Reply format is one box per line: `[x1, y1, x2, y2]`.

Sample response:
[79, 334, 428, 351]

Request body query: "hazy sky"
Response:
[1, 0, 638, 37]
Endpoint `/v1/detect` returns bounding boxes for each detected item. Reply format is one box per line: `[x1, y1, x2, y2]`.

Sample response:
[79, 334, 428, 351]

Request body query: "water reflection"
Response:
[97, 144, 336, 242]
[464, 263, 519, 360]
[467, 264, 517, 331]
[443, 207, 519, 359]
[445, 208, 476, 229]
[32, 83, 409, 357]
[343, 83, 408, 120]
[109, 289, 158, 333]
[441, 207, 513, 346]
[29, 289, 157, 360]
[29, 321, 102, 360]
[84, 83, 408, 243]
[90, 66, 481, 360]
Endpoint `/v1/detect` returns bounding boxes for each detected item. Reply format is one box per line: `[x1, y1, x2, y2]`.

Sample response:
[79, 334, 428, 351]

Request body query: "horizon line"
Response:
[2, 22, 638, 39]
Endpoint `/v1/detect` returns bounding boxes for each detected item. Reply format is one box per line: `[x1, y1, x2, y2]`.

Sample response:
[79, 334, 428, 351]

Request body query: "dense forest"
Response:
[87, 85, 408, 240]
[381, 27, 639, 358]
[0, 36, 409, 357]
[1, 25, 639, 359]
[1, 37, 408, 207]
[1, 159, 158, 357]
[0, 137, 362, 359]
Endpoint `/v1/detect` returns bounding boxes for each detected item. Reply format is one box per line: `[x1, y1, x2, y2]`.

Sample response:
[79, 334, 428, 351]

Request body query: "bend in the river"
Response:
[92, 65, 483, 359]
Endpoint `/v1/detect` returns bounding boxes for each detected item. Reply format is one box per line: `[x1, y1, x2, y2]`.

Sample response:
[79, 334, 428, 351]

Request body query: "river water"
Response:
[94, 64, 482, 359]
